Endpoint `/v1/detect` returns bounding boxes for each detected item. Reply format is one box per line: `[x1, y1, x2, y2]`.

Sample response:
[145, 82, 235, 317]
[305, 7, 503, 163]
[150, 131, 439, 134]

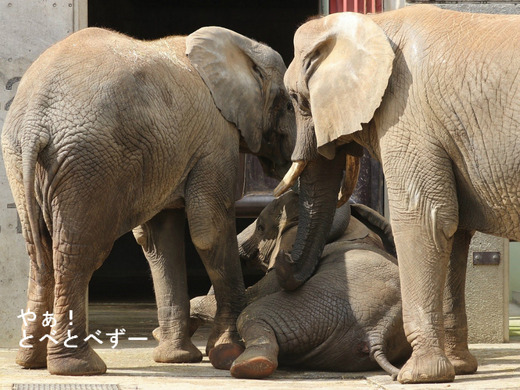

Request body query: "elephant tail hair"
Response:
[21, 128, 50, 271]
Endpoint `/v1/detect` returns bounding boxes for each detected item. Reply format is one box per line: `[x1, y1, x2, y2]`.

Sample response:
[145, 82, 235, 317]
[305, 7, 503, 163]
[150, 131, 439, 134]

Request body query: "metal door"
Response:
[329, 0, 383, 13]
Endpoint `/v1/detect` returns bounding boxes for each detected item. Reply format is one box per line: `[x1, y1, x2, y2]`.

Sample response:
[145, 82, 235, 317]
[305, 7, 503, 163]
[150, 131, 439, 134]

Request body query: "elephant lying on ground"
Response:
[2, 26, 295, 375]
[187, 191, 411, 379]
[276, 4, 520, 383]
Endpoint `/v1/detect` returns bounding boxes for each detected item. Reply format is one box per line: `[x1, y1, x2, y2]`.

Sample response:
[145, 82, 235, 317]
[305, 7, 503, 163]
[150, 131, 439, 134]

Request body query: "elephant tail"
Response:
[369, 303, 409, 381]
[21, 127, 50, 270]
[371, 345, 400, 380]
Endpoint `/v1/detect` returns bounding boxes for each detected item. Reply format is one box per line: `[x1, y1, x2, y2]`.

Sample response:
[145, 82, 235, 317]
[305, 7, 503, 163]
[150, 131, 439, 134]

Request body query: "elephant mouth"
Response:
[257, 156, 291, 181]
[239, 244, 260, 268]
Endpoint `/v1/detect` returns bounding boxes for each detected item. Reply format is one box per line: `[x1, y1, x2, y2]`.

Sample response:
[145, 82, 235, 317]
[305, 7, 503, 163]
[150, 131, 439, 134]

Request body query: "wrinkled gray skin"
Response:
[1, 26, 294, 375]
[281, 5, 520, 383]
[189, 191, 410, 379]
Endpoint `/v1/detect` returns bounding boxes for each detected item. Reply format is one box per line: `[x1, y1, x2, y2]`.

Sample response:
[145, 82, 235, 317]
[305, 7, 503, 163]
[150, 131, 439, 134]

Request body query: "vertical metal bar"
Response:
[320, 0, 330, 15]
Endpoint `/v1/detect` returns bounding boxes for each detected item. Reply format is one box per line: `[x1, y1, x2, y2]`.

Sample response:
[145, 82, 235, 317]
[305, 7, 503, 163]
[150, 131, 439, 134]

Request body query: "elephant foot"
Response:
[153, 340, 203, 363]
[152, 327, 160, 341]
[188, 317, 205, 337]
[153, 320, 204, 342]
[208, 343, 245, 370]
[446, 349, 478, 375]
[397, 351, 455, 384]
[206, 329, 244, 369]
[230, 345, 278, 379]
[47, 345, 107, 376]
[16, 346, 47, 369]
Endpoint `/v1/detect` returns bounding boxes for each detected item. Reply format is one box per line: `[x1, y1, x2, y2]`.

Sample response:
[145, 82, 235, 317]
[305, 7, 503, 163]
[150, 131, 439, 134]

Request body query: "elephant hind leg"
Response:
[443, 229, 478, 375]
[133, 209, 202, 364]
[16, 222, 54, 369]
[46, 240, 108, 375]
[230, 317, 279, 379]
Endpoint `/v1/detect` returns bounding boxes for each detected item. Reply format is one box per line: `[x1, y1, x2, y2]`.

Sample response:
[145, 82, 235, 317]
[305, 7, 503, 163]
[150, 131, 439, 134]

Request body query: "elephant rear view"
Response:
[1, 26, 295, 375]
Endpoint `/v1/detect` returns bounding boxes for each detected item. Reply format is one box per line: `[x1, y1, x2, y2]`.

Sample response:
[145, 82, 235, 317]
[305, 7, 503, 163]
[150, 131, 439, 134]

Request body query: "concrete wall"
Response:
[510, 243, 520, 304]
[465, 234, 509, 343]
[0, 0, 87, 348]
[436, 2, 520, 14]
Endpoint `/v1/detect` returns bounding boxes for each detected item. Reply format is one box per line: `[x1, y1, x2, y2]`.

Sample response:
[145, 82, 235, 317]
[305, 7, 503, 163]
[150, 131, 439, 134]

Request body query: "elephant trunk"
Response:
[237, 223, 257, 264]
[327, 200, 351, 243]
[275, 149, 346, 290]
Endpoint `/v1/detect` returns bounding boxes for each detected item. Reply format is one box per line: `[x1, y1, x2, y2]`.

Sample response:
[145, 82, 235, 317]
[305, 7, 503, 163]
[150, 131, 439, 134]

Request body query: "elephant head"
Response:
[238, 188, 361, 275]
[238, 190, 300, 273]
[186, 27, 295, 179]
[275, 13, 394, 289]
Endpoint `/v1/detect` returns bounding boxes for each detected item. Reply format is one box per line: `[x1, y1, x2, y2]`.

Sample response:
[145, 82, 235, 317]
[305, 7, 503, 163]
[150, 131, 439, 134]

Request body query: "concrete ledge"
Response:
[406, 1, 520, 14]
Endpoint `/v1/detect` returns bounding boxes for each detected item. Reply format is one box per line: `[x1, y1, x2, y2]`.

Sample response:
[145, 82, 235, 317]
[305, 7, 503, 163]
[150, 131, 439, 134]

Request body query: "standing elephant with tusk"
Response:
[1, 26, 295, 375]
[187, 190, 410, 379]
[278, 4, 520, 384]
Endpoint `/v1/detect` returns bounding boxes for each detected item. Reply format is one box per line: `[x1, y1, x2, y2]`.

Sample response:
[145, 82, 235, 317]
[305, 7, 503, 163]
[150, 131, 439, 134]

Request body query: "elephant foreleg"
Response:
[231, 314, 279, 379]
[188, 293, 217, 337]
[393, 225, 455, 384]
[443, 229, 478, 375]
[385, 152, 459, 384]
[245, 269, 282, 304]
[134, 209, 202, 364]
[185, 158, 246, 370]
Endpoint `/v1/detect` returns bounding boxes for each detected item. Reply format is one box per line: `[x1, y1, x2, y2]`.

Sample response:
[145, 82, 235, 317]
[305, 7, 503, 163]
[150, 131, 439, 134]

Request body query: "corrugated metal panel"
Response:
[329, 0, 382, 13]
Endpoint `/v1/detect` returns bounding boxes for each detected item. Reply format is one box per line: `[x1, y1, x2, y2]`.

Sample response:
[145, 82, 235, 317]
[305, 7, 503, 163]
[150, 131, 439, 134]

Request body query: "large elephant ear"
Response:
[187, 27, 281, 153]
[294, 13, 394, 158]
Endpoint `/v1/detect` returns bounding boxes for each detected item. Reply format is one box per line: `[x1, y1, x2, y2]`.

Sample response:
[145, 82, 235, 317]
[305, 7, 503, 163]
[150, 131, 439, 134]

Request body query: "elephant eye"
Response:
[256, 223, 264, 233]
[290, 92, 311, 116]
[287, 102, 294, 112]
[299, 97, 311, 113]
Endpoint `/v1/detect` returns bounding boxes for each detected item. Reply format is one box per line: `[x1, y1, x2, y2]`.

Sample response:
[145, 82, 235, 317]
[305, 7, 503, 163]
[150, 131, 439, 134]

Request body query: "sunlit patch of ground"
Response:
[510, 318, 520, 340]
[510, 303, 520, 341]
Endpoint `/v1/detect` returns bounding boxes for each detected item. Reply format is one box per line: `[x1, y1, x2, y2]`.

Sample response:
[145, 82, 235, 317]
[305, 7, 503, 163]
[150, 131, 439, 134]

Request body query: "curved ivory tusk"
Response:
[337, 154, 360, 207]
[273, 161, 307, 197]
